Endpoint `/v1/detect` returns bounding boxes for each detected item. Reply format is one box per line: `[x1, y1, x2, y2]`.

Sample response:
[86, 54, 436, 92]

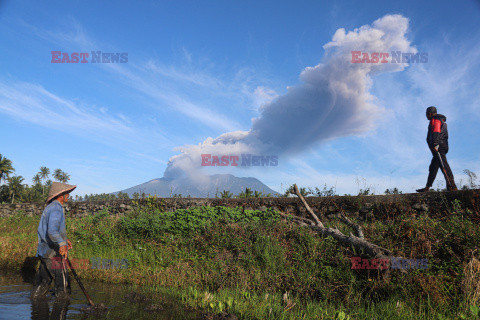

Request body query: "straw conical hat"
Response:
[47, 182, 76, 203]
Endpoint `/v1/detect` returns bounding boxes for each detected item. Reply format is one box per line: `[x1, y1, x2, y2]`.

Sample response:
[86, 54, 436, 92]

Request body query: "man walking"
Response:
[31, 182, 76, 298]
[417, 106, 457, 192]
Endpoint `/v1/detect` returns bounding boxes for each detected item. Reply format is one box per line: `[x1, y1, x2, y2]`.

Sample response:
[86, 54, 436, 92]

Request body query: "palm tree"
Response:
[220, 190, 233, 198]
[32, 174, 41, 185]
[38, 167, 50, 195]
[8, 175, 24, 203]
[59, 171, 70, 183]
[284, 184, 310, 197]
[53, 169, 63, 182]
[283, 184, 294, 197]
[238, 187, 253, 198]
[253, 190, 264, 198]
[30, 174, 42, 200]
[0, 154, 15, 185]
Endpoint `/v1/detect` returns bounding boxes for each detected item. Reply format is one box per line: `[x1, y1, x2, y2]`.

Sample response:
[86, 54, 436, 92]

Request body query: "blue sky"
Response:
[1, 0, 479, 197]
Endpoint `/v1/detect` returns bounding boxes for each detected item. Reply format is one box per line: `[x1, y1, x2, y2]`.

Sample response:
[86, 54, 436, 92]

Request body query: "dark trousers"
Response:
[426, 147, 457, 189]
[31, 255, 71, 298]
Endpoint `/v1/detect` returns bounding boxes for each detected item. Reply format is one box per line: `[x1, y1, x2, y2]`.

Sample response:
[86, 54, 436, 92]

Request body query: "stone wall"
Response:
[1, 189, 479, 220]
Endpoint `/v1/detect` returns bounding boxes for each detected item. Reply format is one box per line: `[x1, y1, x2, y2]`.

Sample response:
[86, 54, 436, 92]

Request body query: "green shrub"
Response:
[118, 206, 280, 239]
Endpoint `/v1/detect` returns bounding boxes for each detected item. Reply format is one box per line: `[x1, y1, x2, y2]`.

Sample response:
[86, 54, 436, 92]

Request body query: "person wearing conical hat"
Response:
[31, 182, 76, 299]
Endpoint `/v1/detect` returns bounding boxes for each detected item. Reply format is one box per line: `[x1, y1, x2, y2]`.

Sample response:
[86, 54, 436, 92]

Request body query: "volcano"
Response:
[116, 174, 279, 198]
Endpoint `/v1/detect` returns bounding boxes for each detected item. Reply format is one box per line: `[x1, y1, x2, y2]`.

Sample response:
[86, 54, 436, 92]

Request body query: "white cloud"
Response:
[0, 80, 132, 136]
[0, 79, 172, 154]
[14, 18, 246, 134]
[163, 14, 418, 179]
[17, 16, 95, 50]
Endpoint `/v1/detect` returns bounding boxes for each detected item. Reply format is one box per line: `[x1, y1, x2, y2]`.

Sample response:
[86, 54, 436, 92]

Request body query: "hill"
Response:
[116, 174, 279, 197]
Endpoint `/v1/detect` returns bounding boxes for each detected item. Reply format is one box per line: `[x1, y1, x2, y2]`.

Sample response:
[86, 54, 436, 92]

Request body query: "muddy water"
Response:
[0, 273, 199, 319]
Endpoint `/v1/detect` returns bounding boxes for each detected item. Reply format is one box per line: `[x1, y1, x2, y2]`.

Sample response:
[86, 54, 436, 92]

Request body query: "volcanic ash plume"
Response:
[163, 14, 416, 180]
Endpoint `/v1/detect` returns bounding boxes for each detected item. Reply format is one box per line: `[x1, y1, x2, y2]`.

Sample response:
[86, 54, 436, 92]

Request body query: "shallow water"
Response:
[0, 273, 199, 319]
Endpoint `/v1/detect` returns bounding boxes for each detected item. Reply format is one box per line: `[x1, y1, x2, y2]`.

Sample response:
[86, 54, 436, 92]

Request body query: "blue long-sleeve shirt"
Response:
[36, 200, 68, 258]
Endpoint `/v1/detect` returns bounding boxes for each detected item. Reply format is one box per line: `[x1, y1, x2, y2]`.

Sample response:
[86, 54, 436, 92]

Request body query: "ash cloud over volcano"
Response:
[163, 14, 416, 180]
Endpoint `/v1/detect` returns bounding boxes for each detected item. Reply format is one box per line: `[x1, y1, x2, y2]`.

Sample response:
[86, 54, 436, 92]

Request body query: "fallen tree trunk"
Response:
[283, 184, 393, 260]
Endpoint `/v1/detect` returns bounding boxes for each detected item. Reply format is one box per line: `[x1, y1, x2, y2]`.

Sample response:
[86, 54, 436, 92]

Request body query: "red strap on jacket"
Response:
[430, 118, 441, 133]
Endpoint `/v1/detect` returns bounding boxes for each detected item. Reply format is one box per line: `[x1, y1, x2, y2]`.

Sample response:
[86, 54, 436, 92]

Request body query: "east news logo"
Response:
[201, 154, 278, 166]
[350, 257, 428, 270]
[51, 51, 128, 63]
[351, 51, 428, 63]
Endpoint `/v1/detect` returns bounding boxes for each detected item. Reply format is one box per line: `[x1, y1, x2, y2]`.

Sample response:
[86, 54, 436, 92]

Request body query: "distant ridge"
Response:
[115, 174, 279, 197]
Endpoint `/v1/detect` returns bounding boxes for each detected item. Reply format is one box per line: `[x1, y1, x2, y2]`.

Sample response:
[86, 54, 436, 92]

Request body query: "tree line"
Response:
[0, 154, 71, 204]
[2, 153, 477, 204]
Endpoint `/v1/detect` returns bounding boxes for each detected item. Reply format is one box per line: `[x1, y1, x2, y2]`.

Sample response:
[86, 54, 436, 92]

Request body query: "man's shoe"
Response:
[416, 187, 430, 193]
[447, 186, 458, 191]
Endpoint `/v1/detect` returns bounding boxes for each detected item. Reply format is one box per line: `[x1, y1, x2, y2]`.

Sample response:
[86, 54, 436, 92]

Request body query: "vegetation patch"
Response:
[1, 203, 480, 319]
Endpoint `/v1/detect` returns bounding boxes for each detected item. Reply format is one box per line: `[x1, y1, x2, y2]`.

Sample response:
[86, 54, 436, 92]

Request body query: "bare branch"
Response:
[290, 184, 394, 260]
[328, 200, 364, 239]
[278, 212, 315, 225]
[293, 184, 323, 227]
[338, 212, 364, 239]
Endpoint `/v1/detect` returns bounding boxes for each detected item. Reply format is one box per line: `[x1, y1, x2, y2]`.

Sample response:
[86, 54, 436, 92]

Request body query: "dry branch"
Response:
[293, 184, 323, 227]
[338, 212, 364, 239]
[289, 184, 392, 260]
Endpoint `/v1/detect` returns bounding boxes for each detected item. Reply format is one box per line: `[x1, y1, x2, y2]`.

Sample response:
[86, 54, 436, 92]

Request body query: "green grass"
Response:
[1, 204, 480, 319]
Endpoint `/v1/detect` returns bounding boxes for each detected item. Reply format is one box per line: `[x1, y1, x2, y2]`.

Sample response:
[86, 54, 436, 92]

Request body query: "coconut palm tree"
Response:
[38, 167, 50, 195]
[32, 174, 41, 185]
[8, 175, 24, 203]
[53, 169, 63, 182]
[238, 187, 254, 198]
[220, 190, 233, 198]
[284, 184, 310, 197]
[0, 154, 15, 185]
[253, 190, 264, 198]
[31, 174, 42, 201]
[59, 171, 70, 183]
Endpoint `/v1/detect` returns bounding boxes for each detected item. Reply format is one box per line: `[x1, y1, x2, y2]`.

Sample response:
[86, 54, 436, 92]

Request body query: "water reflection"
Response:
[0, 283, 75, 320]
[31, 296, 69, 320]
[0, 274, 199, 320]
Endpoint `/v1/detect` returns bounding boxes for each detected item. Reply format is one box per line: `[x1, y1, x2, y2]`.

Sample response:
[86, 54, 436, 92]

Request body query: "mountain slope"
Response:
[116, 174, 279, 197]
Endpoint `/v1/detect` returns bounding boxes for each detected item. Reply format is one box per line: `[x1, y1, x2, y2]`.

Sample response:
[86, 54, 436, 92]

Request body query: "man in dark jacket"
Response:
[416, 106, 457, 192]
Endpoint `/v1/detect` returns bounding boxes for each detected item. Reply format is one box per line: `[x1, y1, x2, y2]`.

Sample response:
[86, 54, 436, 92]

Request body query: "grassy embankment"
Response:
[1, 197, 480, 320]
